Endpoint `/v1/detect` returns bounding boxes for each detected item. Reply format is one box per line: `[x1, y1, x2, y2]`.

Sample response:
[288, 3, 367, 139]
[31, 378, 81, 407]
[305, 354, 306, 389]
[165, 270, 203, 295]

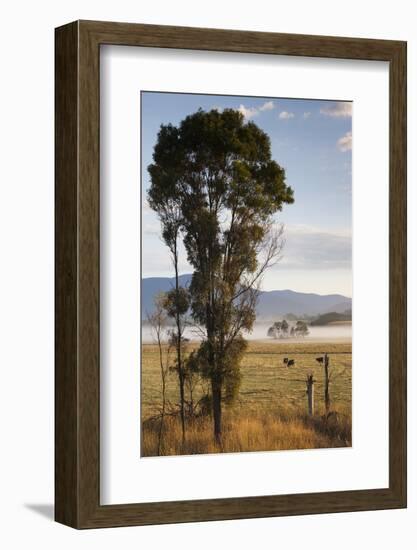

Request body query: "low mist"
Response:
[142, 321, 351, 344]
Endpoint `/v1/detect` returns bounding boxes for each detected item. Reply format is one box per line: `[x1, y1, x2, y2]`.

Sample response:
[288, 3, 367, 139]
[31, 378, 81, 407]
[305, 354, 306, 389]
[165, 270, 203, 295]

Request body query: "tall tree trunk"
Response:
[174, 244, 186, 443]
[157, 341, 166, 456]
[178, 367, 186, 442]
[149, 303, 167, 456]
[211, 378, 222, 445]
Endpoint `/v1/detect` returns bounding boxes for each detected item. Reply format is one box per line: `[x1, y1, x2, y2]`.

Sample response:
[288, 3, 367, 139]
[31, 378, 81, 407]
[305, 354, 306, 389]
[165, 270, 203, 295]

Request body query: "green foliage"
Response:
[267, 326, 276, 338]
[295, 320, 309, 337]
[162, 287, 190, 318]
[267, 321, 281, 338]
[310, 310, 352, 326]
[223, 336, 247, 405]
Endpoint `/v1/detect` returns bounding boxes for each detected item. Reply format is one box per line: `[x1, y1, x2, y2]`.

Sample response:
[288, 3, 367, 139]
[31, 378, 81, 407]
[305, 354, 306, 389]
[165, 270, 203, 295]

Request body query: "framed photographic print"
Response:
[55, 20, 407, 528]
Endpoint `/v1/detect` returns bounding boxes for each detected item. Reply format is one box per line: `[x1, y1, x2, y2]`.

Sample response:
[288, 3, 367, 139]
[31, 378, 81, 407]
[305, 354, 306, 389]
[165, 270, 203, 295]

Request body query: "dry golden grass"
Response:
[142, 409, 351, 457]
[141, 341, 352, 456]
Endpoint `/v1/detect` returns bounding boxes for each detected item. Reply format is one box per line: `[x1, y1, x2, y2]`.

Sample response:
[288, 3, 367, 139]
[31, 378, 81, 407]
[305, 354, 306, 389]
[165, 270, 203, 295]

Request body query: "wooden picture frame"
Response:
[55, 20, 407, 528]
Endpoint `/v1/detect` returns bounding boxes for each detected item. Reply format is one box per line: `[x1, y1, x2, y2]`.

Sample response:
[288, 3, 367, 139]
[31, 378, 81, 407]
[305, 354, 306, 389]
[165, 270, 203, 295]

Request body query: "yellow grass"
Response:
[142, 410, 351, 457]
[141, 341, 352, 456]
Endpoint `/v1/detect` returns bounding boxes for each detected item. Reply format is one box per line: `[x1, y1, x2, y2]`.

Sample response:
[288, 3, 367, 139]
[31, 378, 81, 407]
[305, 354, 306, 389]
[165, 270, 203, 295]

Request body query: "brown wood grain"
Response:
[55, 21, 79, 527]
[55, 20, 407, 529]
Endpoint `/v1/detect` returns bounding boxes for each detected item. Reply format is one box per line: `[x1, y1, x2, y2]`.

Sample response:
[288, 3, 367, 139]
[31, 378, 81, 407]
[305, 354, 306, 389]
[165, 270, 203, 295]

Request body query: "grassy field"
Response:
[141, 341, 352, 456]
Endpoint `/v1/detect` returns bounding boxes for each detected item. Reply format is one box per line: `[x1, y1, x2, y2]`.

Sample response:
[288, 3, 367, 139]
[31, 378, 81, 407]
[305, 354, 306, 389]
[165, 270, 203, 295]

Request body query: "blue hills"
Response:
[141, 274, 351, 320]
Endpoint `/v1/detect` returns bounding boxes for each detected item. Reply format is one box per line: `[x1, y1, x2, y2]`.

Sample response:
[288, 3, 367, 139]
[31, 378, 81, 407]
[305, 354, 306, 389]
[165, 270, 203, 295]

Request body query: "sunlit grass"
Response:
[142, 408, 351, 457]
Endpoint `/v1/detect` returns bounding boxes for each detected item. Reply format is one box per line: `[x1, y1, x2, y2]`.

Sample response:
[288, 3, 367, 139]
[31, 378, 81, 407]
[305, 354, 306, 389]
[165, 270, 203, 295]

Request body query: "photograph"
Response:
[140, 91, 353, 457]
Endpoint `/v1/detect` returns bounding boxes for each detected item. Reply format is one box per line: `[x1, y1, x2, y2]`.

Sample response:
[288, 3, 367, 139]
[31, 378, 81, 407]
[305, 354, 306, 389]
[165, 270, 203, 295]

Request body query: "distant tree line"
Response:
[267, 319, 309, 339]
[283, 312, 314, 322]
[310, 310, 351, 326]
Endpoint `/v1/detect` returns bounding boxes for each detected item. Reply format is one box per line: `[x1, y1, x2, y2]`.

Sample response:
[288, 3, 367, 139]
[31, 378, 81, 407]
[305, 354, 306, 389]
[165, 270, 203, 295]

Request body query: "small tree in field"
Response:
[162, 286, 190, 441]
[267, 325, 276, 338]
[267, 321, 281, 339]
[147, 293, 171, 456]
[295, 320, 309, 337]
[148, 171, 189, 443]
[267, 320, 291, 339]
[148, 108, 293, 443]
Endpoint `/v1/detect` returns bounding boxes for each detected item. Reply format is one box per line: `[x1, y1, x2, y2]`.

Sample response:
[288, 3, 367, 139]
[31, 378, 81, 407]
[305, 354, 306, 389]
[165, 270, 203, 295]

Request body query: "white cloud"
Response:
[337, 131, 352, 152]
[237, 101, 275, 120]
[303, 112, 311, 119]
[238, 104, 259, 120]
[277, 224, 352, 270]
[259, 100, 275, 112]
[279, 111, 295, 120]
[320, 102, 352, 118]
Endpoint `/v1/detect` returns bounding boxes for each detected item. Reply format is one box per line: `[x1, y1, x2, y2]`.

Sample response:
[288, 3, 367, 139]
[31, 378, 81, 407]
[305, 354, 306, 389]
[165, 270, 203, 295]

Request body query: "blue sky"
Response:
[141, 92, 352, 297]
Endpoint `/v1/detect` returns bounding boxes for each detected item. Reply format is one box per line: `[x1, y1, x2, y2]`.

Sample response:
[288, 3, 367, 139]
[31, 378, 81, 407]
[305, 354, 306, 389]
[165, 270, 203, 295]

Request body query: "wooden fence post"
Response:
[306, 374, 315, 416]
[324, 353, 330, 413]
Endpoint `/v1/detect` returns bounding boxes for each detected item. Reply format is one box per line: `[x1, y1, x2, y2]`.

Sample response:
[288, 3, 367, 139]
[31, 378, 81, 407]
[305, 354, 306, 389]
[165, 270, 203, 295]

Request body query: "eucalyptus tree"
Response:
[148, 108, 293, 443]
[295, 320, 309, 337]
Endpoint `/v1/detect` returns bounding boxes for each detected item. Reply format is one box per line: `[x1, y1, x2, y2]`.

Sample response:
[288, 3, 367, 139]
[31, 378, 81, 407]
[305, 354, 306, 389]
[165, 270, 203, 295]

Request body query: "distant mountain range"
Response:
[141, 274, 351, 320]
